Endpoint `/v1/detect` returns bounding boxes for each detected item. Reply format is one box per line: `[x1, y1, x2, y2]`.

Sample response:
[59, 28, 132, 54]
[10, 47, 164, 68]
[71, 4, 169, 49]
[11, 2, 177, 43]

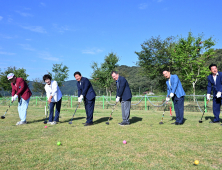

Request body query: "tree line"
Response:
[0, 31, 221, 97]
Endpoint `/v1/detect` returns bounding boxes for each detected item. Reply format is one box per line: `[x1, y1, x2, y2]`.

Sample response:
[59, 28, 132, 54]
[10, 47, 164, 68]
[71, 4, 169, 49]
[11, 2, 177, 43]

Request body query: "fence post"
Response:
[103, 95, 104, 109]
[71, 96, 72, 108]
[172, 101, 174, 111]
[36, 96, 37, 106]
[145, 95, 147, 110]
[204, 94, 207, 112]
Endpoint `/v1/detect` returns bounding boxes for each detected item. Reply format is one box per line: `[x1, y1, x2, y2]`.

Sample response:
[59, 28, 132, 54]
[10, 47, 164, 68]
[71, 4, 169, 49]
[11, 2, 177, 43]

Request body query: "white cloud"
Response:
[15, 11, 33, 17]
[21, 25, 47, 33]
[0, 51, 16, 55]
[138, 3, 148, 9]
[0, 16, 3, 20]
[19, 44, 35, 51]
[82, 48, 103, 55]
[39, 52, 59, 61]
[40, 2, 46, 7]
[53, 24, 73, 33]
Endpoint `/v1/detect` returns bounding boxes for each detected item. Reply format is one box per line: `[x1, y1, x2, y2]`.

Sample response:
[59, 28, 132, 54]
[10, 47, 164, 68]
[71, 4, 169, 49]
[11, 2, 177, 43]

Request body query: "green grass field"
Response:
[0, 104, 222, 169]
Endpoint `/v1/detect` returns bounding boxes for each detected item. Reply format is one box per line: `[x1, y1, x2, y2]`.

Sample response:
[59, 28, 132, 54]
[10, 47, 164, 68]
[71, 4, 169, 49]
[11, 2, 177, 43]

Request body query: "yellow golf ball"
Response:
[194, 160, 199, 165]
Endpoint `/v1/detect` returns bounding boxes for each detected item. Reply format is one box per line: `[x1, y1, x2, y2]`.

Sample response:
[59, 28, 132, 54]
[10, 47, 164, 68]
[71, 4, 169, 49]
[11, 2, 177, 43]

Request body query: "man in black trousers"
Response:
[111, 71, 132, 126]
[74, 71, 96, 126]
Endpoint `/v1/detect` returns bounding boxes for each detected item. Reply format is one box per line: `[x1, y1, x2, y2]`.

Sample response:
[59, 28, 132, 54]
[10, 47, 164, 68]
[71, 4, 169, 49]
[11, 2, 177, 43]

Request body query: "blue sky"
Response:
[0, 0, 222, 81]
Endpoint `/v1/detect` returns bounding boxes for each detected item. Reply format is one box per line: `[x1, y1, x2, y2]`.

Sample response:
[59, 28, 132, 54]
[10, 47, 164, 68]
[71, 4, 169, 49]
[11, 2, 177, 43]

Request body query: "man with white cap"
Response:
[7, 73, 32, 125]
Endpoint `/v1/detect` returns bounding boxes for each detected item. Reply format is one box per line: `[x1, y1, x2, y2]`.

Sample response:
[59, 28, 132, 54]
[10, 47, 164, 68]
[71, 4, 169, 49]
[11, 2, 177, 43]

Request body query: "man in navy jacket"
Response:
[207, 64, 222, 124]
[111, 71, 132, 126]
[163, 70, 186, 125]
[74, 72, 96, 126]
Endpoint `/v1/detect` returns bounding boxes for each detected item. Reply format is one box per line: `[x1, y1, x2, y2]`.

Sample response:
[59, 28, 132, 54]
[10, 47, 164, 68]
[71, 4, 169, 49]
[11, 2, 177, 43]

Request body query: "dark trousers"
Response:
[172, 95, 184, 124]
[49, 98, 62, 122]
[213, 97, 222, 122]
[84, 97, 95, 124]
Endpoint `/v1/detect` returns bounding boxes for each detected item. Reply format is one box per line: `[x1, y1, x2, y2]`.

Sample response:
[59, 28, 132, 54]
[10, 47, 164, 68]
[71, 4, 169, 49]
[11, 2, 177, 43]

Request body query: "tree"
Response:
[32, 78, 45, 97]
[91, 52, 119, 97]
[0, 66, 29, 92]
[171, 32, 216, 99]
[48, 63, 69, 87]
[135, 36, 176, 91]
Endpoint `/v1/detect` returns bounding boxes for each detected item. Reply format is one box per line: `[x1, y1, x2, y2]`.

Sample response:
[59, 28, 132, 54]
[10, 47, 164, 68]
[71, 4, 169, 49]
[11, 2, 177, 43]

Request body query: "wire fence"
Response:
[0, 95, 212, 113]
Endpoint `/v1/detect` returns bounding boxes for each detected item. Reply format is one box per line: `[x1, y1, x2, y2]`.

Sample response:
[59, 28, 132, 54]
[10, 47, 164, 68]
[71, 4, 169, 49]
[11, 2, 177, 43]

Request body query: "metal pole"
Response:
[145, 95, 147, 110]
[103, 95, 104, 109]
[204, 94, 207, 112]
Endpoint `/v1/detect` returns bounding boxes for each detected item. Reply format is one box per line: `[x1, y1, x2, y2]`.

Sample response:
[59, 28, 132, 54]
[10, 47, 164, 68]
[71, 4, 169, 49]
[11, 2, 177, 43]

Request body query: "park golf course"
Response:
[1, 100, 222, 170]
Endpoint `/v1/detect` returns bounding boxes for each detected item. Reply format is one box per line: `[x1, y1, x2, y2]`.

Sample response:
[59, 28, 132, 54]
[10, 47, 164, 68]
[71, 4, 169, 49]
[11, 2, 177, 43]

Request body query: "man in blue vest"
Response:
[74, 71, 96, 126]
[111, 71, 132, 126]
[163, 70, 186, 125]
[207, 64, 222, 124]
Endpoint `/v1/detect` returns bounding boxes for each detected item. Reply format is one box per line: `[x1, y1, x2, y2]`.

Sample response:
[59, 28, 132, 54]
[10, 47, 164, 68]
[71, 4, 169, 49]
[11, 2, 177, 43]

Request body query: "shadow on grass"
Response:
[167, 116, 187, 124]
[60, 117, 86, 123]
[27, 118, 46, 124]
[204, 116, 222, 123]
[93, 117, 113, 124]
[129, 116, 143, 124]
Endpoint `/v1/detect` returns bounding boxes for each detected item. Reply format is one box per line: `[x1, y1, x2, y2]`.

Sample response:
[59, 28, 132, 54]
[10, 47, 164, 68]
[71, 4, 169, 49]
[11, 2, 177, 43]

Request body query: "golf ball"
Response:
[44, 126, 47, 128]
[194, 160, 199, 165]
[57, 142, 61, 146]
[123, 140, 127, 144]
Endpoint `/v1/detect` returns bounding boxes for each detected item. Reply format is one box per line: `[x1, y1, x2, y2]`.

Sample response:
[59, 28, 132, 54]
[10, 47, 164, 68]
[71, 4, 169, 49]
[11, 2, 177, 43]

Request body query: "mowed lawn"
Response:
[0, 104, 222, 170]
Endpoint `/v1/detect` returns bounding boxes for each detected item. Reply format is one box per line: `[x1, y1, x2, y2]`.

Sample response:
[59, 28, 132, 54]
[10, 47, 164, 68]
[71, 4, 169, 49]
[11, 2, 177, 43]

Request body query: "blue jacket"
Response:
[166, 74, 186, 98]
[207, 72, 222, 97]
[116, 76, 132, 101]
[77, 77, 96, 100]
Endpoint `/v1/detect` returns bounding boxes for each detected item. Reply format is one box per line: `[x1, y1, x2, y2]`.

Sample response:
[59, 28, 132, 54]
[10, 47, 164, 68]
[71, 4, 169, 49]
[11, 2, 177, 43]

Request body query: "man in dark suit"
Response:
[207, 64, 222, 124]
[74, 71, 96, 126]
[111, 71, 132, 126]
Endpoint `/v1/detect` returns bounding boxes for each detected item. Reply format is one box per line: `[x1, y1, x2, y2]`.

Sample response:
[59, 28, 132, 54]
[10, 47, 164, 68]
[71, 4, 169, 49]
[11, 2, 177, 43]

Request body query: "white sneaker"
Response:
[50, 121, 57, 125]
[47, 121, 52, 124]
[16, 121, 27, 125]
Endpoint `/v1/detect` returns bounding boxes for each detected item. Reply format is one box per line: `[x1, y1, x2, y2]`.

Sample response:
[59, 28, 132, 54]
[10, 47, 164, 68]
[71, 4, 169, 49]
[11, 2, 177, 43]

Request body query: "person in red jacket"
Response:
[7, 73, 32, 125]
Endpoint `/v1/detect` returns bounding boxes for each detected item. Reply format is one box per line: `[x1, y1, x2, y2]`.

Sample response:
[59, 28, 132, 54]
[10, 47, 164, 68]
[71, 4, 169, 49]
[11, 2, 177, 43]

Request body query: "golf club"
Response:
[43, 105, 49, 124]
[106, 102, 117, 125]
[199, 100, 209, 123]
[159, 100, 169, 124]
[1, 102, 13, 119]
[69, 102, 80, 124]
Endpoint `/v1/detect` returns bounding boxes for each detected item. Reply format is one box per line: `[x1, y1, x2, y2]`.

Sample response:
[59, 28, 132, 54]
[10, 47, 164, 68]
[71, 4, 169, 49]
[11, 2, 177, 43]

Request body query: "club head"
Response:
[159, 122, 163, 124]
[43, 121, 47, 124]
[1, 116, 5, 119]
[69, 121, 72, 124]
[106, 122, 109, 125]
[199, 120, 203, 123]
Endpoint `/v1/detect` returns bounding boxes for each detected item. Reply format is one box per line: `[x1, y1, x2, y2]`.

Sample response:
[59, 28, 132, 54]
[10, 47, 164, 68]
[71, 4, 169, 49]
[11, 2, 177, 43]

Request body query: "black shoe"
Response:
[171, 122, 178, 124]
[119, 122, 130, 126]
[209, 121, 220, 123]
[84, 123, 93, 126]
[175, 123, 183, 125]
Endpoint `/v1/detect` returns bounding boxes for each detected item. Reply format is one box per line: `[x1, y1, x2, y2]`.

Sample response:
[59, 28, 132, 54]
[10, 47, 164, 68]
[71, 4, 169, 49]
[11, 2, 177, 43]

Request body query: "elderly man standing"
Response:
[207, 64, 222, 124]
[111, 71, 132, 126]
[7, 73, 32, 125]
[163, 70, 186, 125]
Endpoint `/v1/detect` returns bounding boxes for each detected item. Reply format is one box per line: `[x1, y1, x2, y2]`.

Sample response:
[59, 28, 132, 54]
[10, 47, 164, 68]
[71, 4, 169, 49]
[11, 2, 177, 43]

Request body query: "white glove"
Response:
[11, 96, 14, 102]
[216, 92, 221, 98]
[170, 93, 174, 98]
[116, 96, 120, 102]
[166, 97, 170, 102]
[12, 94, 18, 102]
[207, 94, 210, 101]
[78, 95, 84, 103]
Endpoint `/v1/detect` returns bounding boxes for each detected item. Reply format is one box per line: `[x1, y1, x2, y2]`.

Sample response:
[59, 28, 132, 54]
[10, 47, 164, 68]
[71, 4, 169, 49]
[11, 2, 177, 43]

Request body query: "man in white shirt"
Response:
[43, 74, 63, 125]
[207, 64, 222, 123]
